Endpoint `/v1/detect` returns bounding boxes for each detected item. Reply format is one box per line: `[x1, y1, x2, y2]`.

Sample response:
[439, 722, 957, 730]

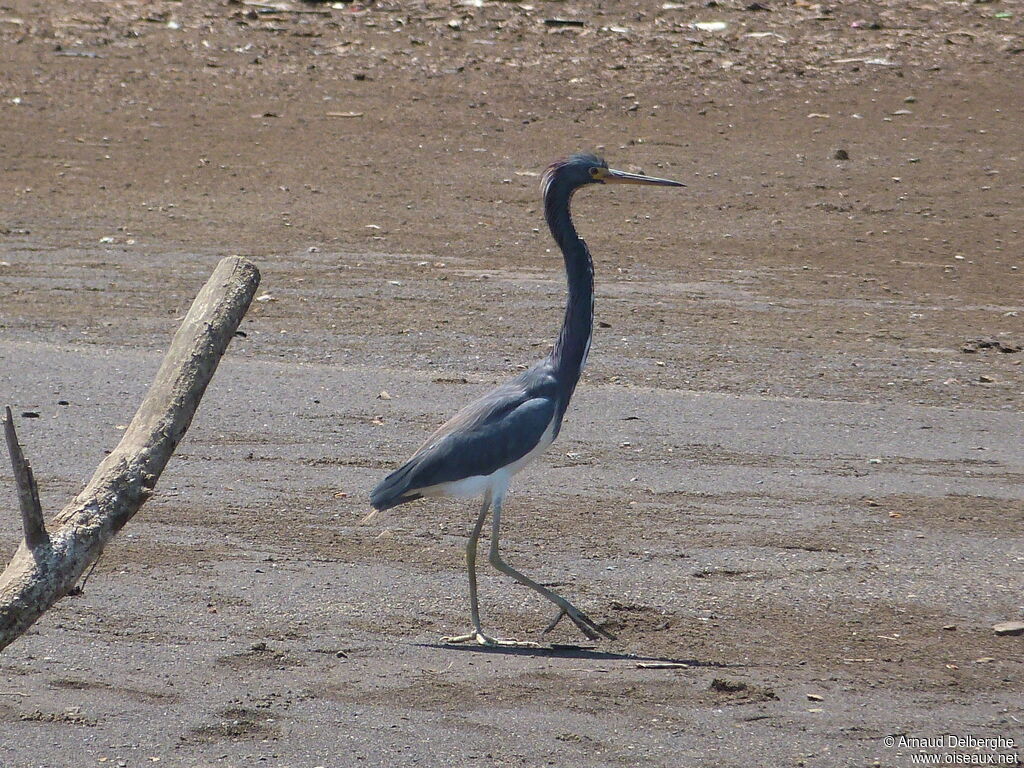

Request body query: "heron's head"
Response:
[542, 152, 685, 197]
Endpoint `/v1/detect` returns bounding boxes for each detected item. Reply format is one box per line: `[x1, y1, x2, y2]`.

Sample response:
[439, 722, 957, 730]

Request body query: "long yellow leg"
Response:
[441, 492, 493, 644]
[487, 493, 614, 642]
[442, 490, 542, 647]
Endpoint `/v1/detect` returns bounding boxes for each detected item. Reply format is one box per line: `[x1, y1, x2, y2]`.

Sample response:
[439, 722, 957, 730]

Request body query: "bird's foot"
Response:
[441, 631, 540, 648]
[543, 605, 616, 642]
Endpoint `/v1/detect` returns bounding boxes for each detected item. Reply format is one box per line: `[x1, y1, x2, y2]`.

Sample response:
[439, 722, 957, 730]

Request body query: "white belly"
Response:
[424, 415, 558, 501]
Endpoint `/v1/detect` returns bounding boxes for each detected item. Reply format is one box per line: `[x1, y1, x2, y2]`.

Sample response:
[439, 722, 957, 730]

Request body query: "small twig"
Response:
[67, 556, 102, 597]
[3, 407, 47, 549]
[239, 0, 332, 13]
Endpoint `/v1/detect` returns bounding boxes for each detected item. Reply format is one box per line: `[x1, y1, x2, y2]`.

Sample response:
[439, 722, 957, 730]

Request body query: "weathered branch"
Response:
[0, 256, 260, 652]
[2, 408, 47, 549]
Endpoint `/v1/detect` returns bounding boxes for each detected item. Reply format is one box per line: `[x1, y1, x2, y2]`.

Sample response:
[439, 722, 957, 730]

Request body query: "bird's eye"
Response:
[589, 168, 600, 178]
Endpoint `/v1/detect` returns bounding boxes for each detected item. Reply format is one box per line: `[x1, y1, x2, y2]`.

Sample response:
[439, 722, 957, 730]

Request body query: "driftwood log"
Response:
[0, 256, 260, 652]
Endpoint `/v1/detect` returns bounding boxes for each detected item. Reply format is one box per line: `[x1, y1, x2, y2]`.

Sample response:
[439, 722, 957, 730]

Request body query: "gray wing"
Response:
[370, 365, 559, 510]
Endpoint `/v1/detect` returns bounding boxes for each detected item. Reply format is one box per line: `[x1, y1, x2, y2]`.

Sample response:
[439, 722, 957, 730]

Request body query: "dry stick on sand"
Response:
[0, 256, 260, 652]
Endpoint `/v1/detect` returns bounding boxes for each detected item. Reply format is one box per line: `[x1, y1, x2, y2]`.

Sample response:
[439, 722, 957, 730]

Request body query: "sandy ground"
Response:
[0, 0, 1022, 766]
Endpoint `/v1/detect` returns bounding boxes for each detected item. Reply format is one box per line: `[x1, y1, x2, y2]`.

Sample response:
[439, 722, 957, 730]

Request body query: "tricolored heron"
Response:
[370, 153, 684, 646]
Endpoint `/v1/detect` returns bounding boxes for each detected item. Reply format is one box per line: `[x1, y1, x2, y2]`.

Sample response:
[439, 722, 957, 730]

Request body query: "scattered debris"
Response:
[993, 621, 1024, 637]
[708, 678, 778, 701]
[20, 709, 95, 725]
[711, 678, 748, 693]
[962, 338, 1021, 354]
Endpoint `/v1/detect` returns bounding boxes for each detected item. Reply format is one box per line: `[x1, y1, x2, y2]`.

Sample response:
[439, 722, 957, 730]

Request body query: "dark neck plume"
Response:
[543, 172, 594, 404]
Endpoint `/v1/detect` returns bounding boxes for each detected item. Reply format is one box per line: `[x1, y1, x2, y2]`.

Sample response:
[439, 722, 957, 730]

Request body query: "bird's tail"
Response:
[367, 461, 424, 518]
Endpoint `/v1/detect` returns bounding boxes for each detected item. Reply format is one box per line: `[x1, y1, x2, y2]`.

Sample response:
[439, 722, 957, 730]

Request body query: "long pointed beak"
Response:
[605, 168, 685, 187]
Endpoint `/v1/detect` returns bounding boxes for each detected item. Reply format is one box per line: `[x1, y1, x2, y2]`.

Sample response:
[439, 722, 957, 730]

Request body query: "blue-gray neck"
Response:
[544, 177, 594, 409]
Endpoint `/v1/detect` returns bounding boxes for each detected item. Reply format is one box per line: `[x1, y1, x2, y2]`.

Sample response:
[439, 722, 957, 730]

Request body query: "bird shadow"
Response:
[415, 641, 734, 668]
